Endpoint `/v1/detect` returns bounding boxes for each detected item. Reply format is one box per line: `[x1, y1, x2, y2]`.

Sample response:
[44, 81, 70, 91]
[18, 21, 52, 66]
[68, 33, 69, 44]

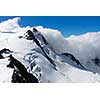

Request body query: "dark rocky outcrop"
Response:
[0, 48, 11, 54]
[33, 28, 38, 32]
[0, 48, 12, 59]
[61, 53, 86, 70]
[11, 70, 26, 83]
[92, 57, 100, 67]
[7, 54, 39, 83]
[0, 55, 4, 59]
[33, 28, 48, 45]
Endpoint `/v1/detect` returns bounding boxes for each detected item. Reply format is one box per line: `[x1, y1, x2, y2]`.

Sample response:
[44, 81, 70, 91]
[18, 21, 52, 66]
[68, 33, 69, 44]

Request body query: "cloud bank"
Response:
[0, 17, 20, 33]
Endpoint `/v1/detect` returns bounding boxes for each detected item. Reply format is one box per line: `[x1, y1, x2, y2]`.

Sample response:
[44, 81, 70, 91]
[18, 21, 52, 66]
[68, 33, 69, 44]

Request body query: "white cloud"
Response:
[65, 32, 100, 64]
[0, 17, 21, 33]
[35, 26, 100, 66]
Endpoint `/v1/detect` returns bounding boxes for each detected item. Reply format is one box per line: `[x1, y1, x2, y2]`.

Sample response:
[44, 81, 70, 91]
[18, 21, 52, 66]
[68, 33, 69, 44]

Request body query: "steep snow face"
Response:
[0, 17, 100, 83]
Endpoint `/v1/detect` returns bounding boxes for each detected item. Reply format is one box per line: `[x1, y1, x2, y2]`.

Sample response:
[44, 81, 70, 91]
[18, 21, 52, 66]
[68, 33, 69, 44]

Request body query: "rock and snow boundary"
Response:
[0, 17, 100, 83]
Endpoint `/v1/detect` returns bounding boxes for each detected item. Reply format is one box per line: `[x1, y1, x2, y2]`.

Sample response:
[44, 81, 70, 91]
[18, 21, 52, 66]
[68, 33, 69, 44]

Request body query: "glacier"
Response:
[0, 17, 100, 83]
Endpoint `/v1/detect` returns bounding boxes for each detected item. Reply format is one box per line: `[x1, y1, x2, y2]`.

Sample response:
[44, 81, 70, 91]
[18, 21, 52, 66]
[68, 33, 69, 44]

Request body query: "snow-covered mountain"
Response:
[0, 17, 100, 83]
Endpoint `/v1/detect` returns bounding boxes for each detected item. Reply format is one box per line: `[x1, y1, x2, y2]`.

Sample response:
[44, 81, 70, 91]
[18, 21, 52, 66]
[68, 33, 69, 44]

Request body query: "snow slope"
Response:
[0, 17, 100, 83]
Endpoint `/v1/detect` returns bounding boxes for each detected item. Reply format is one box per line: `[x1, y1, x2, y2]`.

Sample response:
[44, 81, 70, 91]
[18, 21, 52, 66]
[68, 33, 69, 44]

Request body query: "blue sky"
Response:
[0, 16, 100, 37]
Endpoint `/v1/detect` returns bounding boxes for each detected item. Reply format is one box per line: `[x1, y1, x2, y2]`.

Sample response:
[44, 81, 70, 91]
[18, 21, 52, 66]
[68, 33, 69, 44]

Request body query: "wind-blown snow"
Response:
[0, 17, 20, 33]
[0, 17, 100, 83]
[66, 32, 100, 60]
[36, 26, 67, 53]
[36, 26, 100, 73]
[37, 27, 100, 61]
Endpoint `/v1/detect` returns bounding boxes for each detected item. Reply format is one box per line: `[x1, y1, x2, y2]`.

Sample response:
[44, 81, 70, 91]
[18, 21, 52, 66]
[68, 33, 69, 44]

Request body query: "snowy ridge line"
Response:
[0, 17, 100, 82]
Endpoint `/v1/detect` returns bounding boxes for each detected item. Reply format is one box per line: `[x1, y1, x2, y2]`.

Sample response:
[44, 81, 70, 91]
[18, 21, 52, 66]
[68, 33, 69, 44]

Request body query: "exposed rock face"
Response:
[92, 58, 100, 67]
[7, 54, 39, 83]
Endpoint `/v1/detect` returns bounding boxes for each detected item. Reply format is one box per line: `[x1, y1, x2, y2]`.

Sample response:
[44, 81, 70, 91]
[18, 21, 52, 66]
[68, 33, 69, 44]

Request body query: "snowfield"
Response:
[0, 17, 100, 83]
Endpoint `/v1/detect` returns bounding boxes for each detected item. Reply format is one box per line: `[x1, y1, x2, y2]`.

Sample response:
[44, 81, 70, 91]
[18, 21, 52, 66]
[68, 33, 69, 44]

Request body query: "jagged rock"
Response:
[0, 48, 12, 59]
[0, 55, 4, 59]
[18, 36, 24, 39]
[92, 58, 100, 66]
[11, 70, 26, 83]
[25, 30, 34, 40]
[33, 28, 38, 32]
[61, 53, 86, 70]
[0, 48, 11, 54]
[7, 54, 39, 83]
